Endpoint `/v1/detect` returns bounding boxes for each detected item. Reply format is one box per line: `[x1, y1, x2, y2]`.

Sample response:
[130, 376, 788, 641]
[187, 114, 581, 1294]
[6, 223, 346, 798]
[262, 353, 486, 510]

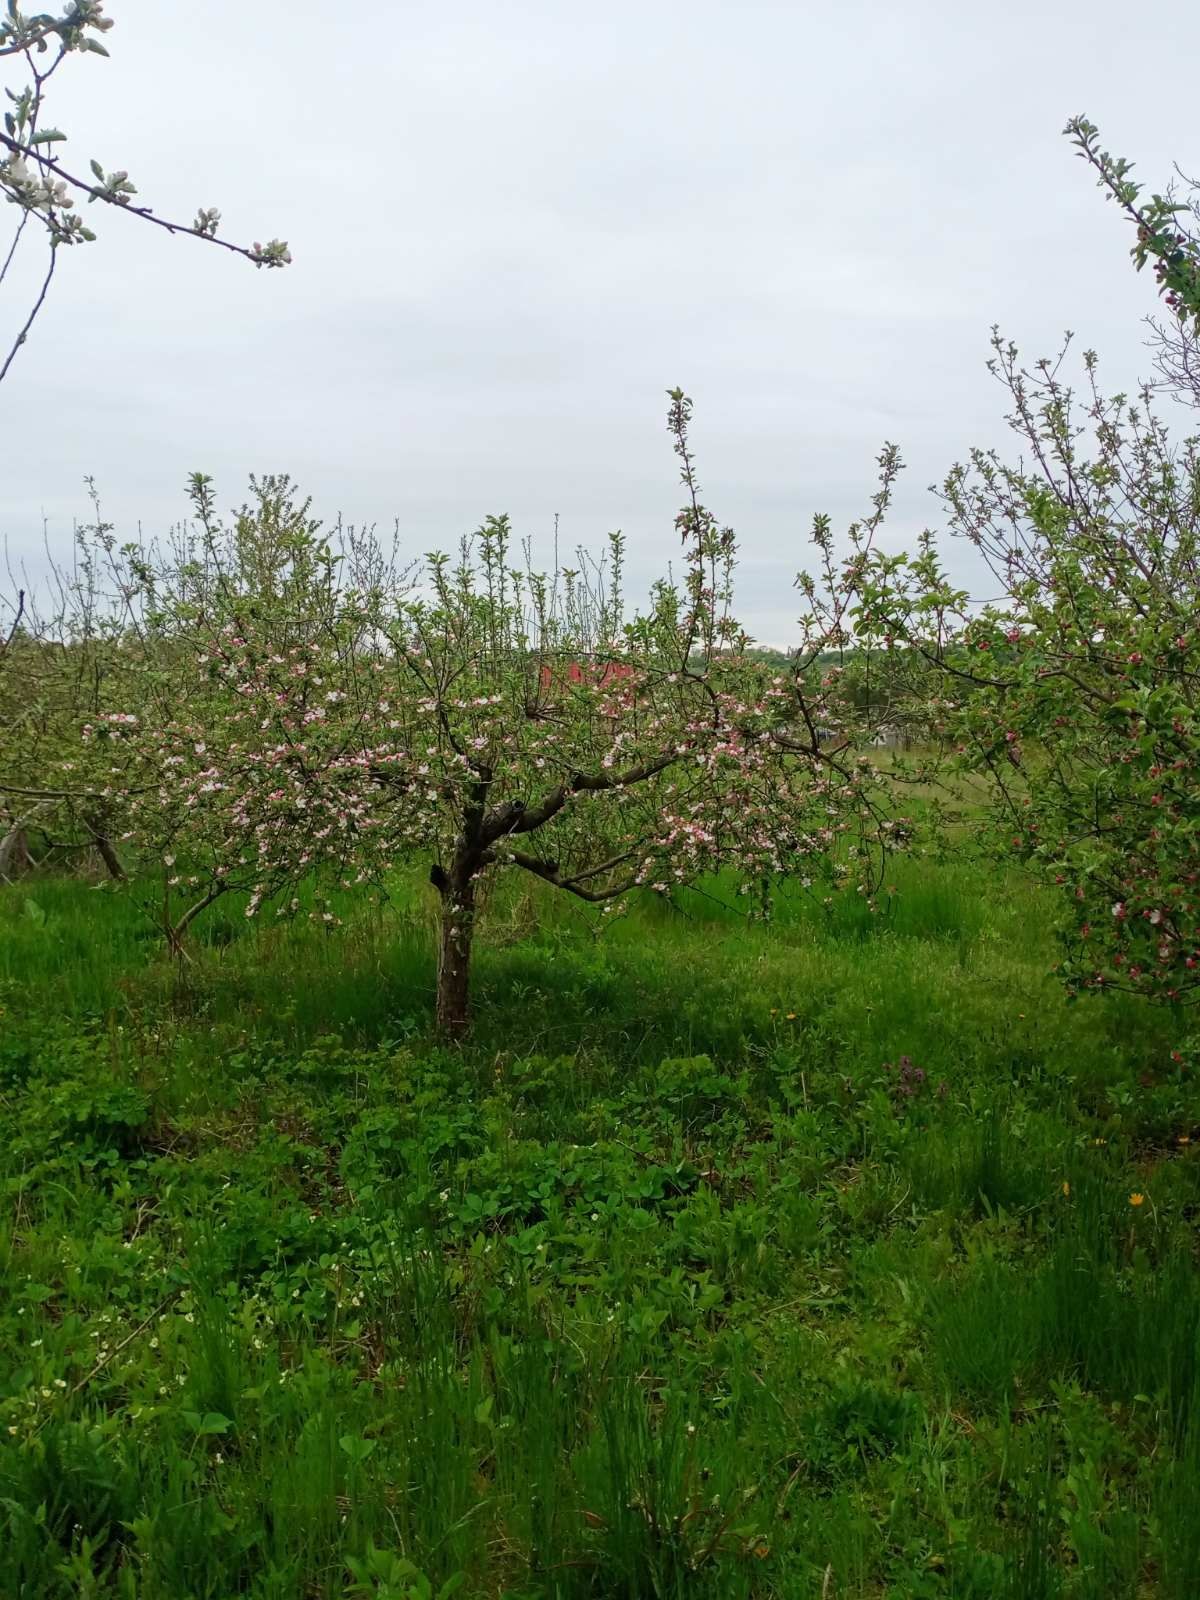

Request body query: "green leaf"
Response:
[182, 1410, 233, 1436]
[338, 1432, 377, 1464]
[30, 128, 66, 144]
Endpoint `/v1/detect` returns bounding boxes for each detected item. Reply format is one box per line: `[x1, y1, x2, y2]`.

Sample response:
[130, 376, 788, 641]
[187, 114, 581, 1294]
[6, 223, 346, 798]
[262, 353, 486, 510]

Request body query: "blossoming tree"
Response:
[850, 331, 1200, 1013]
[807, 120, 1200, 1029]
[1066, 115, 1200, 408]
[361, 391, 902, 1033]
[0, 485, 151, 880]
[55, 474, 409, 950]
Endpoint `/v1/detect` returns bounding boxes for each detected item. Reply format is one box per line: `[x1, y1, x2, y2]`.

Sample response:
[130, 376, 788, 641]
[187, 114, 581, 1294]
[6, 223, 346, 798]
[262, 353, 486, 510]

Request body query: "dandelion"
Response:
[1129, 1192, 1145, 1207]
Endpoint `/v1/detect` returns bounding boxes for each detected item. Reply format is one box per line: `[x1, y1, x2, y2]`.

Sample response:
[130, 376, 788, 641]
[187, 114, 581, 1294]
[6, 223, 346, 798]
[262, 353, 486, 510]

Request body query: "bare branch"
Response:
[1, 587, 25, 652]
[0, 236, 55, 383]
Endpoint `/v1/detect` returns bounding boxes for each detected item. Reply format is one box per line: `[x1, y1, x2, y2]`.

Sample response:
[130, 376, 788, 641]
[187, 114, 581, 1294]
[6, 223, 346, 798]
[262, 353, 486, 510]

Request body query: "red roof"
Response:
[539, 659, 636, 691]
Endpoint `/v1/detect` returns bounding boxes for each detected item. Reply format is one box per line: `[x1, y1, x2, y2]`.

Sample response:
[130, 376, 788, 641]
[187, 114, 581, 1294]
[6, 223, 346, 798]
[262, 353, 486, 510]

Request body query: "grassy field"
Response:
[2, 855, 1199, 1598]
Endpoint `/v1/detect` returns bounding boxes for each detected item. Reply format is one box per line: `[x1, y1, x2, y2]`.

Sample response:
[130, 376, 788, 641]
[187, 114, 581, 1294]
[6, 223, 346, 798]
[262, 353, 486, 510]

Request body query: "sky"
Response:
[2, 0, 1198, 644]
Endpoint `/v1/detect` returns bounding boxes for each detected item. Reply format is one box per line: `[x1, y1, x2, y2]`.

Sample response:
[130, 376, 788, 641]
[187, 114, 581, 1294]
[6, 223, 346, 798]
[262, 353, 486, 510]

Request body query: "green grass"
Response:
[2, 854, 1199, 1597]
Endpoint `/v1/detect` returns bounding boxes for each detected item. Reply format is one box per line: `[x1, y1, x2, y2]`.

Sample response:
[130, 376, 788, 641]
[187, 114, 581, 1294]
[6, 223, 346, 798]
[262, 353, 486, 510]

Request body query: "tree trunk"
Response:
[89, 829, 126, 881]
[0, 824, 34, 880]
[435, 871, 477, 1037]
[0, 798, 53, 880]
[83, 810, 126, 881]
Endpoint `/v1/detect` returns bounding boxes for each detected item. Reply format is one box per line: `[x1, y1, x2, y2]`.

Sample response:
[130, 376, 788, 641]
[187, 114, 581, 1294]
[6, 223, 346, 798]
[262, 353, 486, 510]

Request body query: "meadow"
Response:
[2, 848, 1199, 1599]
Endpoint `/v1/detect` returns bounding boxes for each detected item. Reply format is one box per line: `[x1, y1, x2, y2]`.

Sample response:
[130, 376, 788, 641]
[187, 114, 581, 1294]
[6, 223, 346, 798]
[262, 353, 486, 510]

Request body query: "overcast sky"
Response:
[2, 0, 1197, 642]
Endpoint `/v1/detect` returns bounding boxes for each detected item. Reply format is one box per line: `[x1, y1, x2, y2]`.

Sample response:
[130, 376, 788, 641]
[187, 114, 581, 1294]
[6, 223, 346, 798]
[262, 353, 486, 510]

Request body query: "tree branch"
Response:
[0, 208, 31, 289]
[0, 131, 289, 268]
[0, 779, 153, 799]
[1, 588, 25, 652]
[0, 8, 100, 58]
[484, 751, 679, 843]
[504, 849, 638, 903]
[0, 236, 55, 383]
